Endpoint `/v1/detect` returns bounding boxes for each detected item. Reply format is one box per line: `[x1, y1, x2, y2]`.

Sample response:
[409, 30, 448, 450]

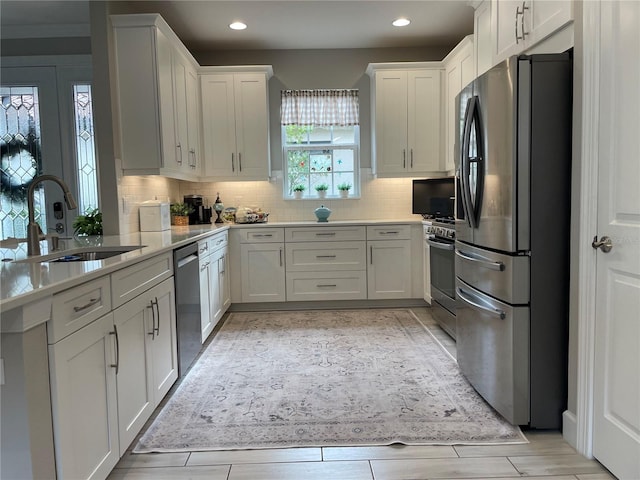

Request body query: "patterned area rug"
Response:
[133, 309, 525, 452]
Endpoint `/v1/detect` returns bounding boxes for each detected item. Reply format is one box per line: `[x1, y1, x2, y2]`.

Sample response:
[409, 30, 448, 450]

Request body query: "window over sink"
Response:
[281, 89, 360, 198]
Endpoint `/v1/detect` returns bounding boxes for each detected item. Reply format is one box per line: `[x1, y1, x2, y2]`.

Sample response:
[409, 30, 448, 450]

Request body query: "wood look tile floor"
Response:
[108, 309, 615, 480]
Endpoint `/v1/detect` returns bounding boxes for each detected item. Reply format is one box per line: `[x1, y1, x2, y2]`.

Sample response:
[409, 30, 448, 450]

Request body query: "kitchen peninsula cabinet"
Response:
[47, 251, 178, 480]
[200, 67, 273, 181]
[48, 312, 119, 480]
[112, 278, 177, 455]
[112, 14, 200, 181]
[366, 63, 443, 176]
[366, 225, 412, 299]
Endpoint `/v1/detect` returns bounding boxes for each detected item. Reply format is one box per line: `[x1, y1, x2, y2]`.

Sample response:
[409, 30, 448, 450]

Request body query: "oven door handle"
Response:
[455, 248, 505, 271]
[456, 286, 506, 320]
[426, 238, 455, 251]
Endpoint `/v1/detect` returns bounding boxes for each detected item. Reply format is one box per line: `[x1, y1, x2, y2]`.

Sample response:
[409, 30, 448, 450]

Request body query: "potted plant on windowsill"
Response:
[315, 183, 329, 199]
[170, 202, 193, 226]
[337, 183, 352, 199]
[292, 184, 306, 199]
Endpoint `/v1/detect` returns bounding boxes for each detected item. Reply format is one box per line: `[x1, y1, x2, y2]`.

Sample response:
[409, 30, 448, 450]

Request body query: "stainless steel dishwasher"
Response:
[174, 242, 201, 377]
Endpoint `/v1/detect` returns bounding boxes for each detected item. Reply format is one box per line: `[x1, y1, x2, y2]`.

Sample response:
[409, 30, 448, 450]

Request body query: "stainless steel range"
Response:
[425, 217, 456, 339]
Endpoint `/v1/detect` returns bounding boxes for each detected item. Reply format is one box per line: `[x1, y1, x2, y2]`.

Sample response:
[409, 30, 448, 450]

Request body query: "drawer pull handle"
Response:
[110, 325, 120, 375]
[73, 297, 101, 313]
[315, 232, 336, 236]
[317, 284, 337, 288]
[316, 255, 337, 259]
[216, 238, 225, 245]
[380, 231, 399, 235]
[253, 234, 273, 238]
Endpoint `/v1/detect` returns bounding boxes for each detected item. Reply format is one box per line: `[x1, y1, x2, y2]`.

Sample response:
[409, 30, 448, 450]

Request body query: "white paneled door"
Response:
[592, 1, 640, 478]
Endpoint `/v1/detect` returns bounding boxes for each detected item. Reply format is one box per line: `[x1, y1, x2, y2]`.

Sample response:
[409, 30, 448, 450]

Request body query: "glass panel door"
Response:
[1, 62, 98, 247]
[0, 85, 46, 241]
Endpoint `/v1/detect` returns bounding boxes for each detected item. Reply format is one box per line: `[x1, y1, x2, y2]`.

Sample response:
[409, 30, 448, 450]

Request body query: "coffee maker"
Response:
[183, 195, 212, 224]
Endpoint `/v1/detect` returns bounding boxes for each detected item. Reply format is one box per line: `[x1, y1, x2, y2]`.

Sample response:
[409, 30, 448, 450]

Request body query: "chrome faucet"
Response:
[27, 174, 77, 256]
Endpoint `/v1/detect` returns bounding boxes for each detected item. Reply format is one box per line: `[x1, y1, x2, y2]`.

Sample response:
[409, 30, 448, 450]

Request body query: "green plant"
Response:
[337, 182, 352, 191]
[293, 184, 306, 192]
[315, 183, 329, 191]
[72, 208, 103, 236]
[170, 202, 194, 216]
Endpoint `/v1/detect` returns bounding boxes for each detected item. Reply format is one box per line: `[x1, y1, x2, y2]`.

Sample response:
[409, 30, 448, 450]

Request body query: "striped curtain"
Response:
[280, 89, 359, 126]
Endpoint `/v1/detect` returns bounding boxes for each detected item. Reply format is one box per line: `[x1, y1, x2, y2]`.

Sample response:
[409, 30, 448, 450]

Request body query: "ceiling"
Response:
[0, 1, 474, 51]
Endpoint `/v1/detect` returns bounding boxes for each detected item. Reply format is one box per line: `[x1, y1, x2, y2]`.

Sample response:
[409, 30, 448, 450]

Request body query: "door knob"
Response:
[592, 235, 613, 253]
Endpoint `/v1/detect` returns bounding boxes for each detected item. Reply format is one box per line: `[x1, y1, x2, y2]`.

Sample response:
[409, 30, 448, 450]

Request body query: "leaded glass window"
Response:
[0, 86, 45, 240]
[73, 84, 98, 214]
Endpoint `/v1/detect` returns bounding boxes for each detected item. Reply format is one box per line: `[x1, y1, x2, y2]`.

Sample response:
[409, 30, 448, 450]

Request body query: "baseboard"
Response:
[229, 298, 430, 312]
[562, 410, 578, 449]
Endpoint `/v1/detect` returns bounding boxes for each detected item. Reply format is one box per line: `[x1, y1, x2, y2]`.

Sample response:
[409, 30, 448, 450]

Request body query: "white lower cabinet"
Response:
[240, 243, 286, 302]
[367, 238, 412, 300]
[212, 245, 231, 319]
[235, 225, 418, 303]
[284, 229, 367, 301]
[48, 254, 178, 479]
[48, 312, 119, 480]
[200, 232, 231, 342]
[199, 241, 216, 342]
[112, 277, 177, 455]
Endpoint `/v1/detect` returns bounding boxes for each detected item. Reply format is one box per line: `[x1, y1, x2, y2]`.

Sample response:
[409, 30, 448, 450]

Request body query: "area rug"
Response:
[133, 309, 526, 452]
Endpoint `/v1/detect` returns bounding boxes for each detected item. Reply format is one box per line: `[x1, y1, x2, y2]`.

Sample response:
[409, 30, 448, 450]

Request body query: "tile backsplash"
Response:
[119, 170, 428, 232]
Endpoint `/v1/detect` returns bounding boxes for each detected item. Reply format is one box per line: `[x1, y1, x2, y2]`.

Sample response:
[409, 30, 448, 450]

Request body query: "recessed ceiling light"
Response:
[392, 18, 411, 27]
[229, 21, 247, 31]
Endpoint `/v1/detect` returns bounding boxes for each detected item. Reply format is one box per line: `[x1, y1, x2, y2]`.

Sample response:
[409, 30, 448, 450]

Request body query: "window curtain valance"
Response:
[280, 89, 359, 127]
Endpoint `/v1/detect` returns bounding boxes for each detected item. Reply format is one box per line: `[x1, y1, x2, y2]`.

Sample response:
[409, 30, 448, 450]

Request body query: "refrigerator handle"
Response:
[455, 248, 506, 271]
[456, 286, 506, 320]
[461, 97, 476, 228]
[470, 98, 485, 228]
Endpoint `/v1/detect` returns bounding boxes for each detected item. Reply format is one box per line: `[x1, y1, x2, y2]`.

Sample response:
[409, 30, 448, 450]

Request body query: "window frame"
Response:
[281, 124, 360, 199]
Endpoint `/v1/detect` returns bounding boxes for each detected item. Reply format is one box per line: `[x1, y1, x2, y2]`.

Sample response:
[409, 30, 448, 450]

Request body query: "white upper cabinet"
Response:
[200, 67, 273, 181]
[443, 36, 474, 173]
[474, 1, 493, 77]
[112, 14, 201, 181]
[367, 63, 444, 176]
[491, 0, 573, 65]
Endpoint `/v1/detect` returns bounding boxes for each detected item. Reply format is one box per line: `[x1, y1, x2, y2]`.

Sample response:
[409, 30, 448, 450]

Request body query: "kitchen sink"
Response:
[13, 246, 145, 263]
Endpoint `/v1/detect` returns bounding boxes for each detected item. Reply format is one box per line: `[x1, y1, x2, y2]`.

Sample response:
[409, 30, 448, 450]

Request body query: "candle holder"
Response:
[213, 193, 224, 224]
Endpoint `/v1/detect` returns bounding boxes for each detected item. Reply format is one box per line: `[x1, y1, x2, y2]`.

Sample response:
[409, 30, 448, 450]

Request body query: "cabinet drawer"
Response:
[286, 271, 367, 301]
[285, 226, 365, 242]
[237, 227, 285, 243]
[49, 276, 112, 343]
[367, 224, 411, 240]
[285, 241, 366, 272]
[208, 230, 228, 251]
[111, 252, 173, 308]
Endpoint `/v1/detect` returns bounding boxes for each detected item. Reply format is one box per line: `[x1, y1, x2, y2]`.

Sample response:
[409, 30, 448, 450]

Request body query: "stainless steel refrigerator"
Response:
[454, 53, 572, 428]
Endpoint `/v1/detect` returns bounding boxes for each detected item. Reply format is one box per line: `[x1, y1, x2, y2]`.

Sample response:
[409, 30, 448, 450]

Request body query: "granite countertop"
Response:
[0, 219, 421, 314]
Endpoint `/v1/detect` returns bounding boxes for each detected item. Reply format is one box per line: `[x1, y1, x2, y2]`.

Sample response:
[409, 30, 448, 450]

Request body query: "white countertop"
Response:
[0, 219, 420, 314]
